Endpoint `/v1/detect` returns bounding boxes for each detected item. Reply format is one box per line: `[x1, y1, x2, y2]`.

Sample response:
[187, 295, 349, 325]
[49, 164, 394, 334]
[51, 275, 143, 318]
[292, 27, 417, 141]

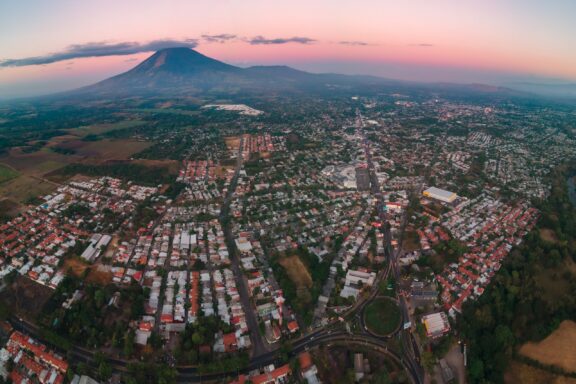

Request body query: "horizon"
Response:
[1, 0, 576, 99]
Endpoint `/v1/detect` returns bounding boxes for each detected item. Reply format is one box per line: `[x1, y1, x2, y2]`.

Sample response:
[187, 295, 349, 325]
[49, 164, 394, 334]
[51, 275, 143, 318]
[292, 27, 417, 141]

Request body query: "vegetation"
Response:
[53, 162, 174, 186]
[42, 276, 148, 351]
[271, 245, 331, 325]
[364, 298, 401, 336]
[459, 164, 576, 383]
[0, 164, 19, 184]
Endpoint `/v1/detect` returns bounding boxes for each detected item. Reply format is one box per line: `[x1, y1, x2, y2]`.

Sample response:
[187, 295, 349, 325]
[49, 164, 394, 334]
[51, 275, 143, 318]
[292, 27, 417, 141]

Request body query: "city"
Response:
[1, 2, 576, 384]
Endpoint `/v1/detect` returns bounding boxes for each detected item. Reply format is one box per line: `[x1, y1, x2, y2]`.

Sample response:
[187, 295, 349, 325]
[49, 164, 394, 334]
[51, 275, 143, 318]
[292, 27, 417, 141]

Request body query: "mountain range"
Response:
[66, 47, 519, 100]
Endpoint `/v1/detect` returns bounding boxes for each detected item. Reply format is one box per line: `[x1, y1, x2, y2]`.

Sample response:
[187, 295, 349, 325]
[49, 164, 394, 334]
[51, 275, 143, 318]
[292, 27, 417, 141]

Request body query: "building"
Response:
[299, 352, 321, 384]
[354, 353, 365, 382]
[423, 187, 457, 203]
[422, 312, 451, 338]
[345, 269, 376, 287]
[251, 364, 291, 384]
[355, 166, 371, 191]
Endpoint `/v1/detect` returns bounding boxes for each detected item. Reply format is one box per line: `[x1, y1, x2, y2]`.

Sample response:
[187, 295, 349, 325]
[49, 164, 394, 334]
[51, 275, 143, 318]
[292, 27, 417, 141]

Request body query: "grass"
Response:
[0, 163, 19, 184]
[69, 120, 145, 137]
[506, 361, 576, 384]
[72, 139, 151, 159]
[519, 320, 576, 373]
[364, 297, 401, 336]
[0, 175, 57, 203]
[279, 255, 313, 302]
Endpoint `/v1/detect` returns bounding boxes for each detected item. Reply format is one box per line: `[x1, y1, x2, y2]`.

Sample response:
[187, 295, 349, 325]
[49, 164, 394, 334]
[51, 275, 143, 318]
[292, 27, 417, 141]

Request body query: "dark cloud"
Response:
[338, 41, 369, 46]
[410, 43, 434, 47]
[247, 36, 316, 45]
[202, 34, 237, 43]
[0, 39, 198, 67]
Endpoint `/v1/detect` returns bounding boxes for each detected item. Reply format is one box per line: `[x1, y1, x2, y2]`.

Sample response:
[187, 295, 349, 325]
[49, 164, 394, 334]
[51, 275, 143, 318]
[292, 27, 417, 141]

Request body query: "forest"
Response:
[459, 164, 576, 383]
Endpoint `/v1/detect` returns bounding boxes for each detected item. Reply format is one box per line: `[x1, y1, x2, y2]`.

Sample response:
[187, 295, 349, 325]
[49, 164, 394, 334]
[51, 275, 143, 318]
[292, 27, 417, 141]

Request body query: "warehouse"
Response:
[423, 187, 457, 203]
[422, 312, 451, 338]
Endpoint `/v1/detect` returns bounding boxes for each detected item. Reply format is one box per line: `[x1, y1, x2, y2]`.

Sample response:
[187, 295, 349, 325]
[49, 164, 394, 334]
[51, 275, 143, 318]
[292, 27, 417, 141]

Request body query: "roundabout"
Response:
[363, 296, 402, 337]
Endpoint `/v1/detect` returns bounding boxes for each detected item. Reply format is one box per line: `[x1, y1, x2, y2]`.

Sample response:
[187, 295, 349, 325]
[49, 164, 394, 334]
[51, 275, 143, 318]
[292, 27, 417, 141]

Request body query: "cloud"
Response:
[338, 41, 370, 46]
[410, 43, 434, 47]
[247, 36, 316, 45]
[202, 34, 237, 43]
[0, 38, 198, 67]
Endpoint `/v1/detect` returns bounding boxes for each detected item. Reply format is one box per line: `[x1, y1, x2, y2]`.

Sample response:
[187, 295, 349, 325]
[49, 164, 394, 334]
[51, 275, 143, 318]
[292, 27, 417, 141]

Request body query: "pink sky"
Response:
[1, 0, 575, 97]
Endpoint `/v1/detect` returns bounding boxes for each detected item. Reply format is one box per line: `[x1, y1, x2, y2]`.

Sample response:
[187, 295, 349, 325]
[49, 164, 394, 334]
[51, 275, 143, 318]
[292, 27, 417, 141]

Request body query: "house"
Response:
[251, 364, 291, 384]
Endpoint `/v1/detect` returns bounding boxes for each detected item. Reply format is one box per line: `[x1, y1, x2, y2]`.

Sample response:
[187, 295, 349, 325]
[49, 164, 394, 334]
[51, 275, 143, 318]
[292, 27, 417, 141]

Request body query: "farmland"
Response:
[506, 361, 576, 384]
[0, 163, 19, 184]
[519, 320, 576, 374]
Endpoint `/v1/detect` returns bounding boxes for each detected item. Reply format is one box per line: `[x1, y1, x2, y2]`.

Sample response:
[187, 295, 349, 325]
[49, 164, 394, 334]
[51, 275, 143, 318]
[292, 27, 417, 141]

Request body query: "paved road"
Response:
[357, 109, 424, 383]
[8, 121, 425, 383]
[219, 137, 268, 357]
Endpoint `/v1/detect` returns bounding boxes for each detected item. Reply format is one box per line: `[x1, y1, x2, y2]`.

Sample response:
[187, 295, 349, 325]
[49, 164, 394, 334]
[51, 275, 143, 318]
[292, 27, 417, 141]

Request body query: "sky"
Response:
[1, 0, 576, 98]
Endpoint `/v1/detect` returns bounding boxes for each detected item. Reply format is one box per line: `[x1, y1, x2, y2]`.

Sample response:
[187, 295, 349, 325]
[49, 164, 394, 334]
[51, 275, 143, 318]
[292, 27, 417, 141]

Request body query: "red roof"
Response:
[251, 364, 291, 384]
[287, 320, 299, 333]
[299, 352, 313, 371]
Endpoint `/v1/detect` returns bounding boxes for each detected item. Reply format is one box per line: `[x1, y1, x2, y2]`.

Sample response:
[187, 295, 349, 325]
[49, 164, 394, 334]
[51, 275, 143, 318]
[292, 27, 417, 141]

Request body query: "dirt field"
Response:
[0, 148, 69, 176]
[540, 228, 559, 244]
[279, 256, 312, 290]
[402, 230, 421, 252]
[86, 264, 113, 285]
[63, 258, 113, 285]
[0, 198, 20, 217]
[224, 136, 241, 150]
[519, 320, 576, 373]
[56, 139, 151, 160]
[63, 258, 89, 277]
[505, 361, 576, 384]
[0, 275, 54, 321]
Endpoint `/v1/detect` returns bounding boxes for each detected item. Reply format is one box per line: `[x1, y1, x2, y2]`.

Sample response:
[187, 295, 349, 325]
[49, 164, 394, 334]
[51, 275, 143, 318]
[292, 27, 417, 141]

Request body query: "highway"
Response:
[356, 109, 424, 383]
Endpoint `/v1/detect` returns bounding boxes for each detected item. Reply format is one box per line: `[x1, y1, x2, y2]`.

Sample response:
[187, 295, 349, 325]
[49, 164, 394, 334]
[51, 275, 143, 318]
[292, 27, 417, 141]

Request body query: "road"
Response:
[356, 109, 424, 383]
[8, 120, 425, 383]
[219, 137, 269, 357]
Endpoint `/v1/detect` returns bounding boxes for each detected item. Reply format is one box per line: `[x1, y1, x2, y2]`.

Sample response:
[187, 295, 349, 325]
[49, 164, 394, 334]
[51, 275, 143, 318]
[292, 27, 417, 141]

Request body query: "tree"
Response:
[123, 330, 135, 357]
[421, 351, 436, 372]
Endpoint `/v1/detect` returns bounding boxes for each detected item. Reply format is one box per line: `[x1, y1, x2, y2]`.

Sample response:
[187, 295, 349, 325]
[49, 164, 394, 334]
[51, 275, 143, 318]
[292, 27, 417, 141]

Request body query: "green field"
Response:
[69, 120, 145, 137]
[0, 163, 19, 184]
[365, 298, 401, 336]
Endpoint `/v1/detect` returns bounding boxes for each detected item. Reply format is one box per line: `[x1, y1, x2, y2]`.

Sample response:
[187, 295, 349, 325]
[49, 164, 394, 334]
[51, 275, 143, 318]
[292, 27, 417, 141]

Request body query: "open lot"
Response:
[519, 320, 576, 373]
[63, 258, 113, 286]
[279, 255, 313, 300]
[224, 136, 241, 150]
[0, 275, 54, 321]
